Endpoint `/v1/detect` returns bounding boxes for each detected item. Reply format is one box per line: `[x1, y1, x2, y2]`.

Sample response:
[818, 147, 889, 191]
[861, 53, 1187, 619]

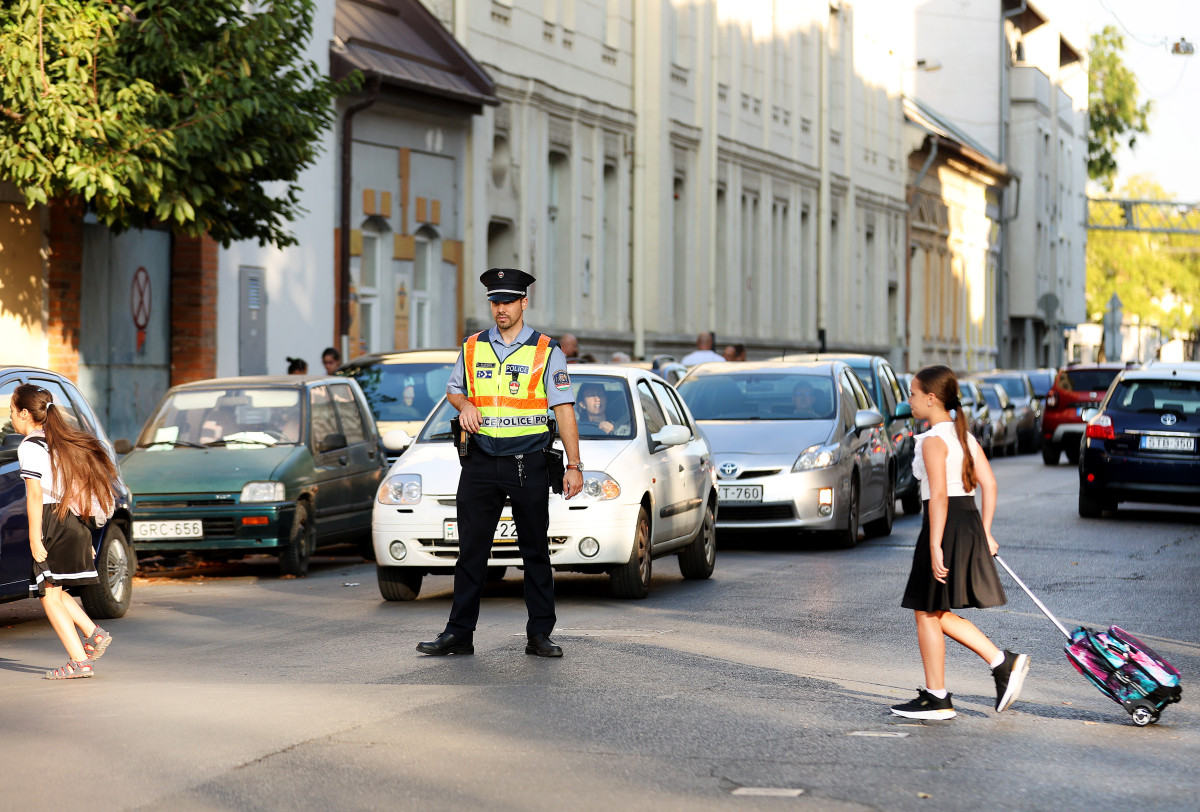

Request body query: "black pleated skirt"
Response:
[29, 505, 99, 598]
[901, 496, 1007, 612]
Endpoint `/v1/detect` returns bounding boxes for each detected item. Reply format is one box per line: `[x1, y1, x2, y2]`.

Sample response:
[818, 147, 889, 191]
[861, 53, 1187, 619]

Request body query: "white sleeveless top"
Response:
[913, 420, 980, 500]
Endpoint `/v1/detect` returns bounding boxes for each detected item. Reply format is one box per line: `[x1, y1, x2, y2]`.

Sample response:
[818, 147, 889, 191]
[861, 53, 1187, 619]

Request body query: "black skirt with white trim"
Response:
[901, 495, 1007, 612]
[29, 504, 99, 598]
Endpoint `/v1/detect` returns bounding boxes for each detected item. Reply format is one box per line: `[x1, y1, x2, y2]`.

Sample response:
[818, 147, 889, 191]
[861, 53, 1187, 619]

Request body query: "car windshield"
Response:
[1061, 368, 1121, 392]
[1026, 371, 1053, 397]
[983, 376, 1027, 399]
[341, 361, 454, 423]
[677, 372, 836, 420]
[417, 376, 638, 442]
[137, 388, 303, 449]
[980, 387, 1002, 410]
[1107, 379, 1200, 417]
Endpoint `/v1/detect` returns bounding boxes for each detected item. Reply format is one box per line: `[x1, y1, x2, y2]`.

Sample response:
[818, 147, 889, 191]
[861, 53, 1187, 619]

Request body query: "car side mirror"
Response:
[113, 438, 133, 454]
[382, 428, 413, 452]
[1081, 408, 1099, 422]
[854, 409, 885, 432]
[893, 402, 912, 419]
[651, 424, 691, 447]
[318, 432, 347, 452]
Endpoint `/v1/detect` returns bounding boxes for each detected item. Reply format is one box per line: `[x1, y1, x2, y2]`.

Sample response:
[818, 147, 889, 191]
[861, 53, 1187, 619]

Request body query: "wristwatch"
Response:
[566, 462, 584, 471]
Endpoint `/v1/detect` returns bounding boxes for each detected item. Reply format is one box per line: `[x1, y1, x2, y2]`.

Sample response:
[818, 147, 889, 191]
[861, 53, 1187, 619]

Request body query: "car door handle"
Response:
[338, 455, 348, 465]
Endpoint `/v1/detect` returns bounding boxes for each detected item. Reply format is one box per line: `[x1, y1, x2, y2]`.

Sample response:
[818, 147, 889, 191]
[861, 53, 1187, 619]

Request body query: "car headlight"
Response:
[581, 472, 621, 500]
[240, 481, 285, 502]
[793, 443, 840, 472]
[379, 474, 422, 505]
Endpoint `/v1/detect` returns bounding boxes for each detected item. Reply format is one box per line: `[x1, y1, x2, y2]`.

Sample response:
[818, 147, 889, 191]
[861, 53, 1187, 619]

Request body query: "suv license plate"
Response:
[1141, 435, 1196, 452]
[444, 518, 520, 543]
[719, 485, 763, 503]
[133, 520, 203, 540]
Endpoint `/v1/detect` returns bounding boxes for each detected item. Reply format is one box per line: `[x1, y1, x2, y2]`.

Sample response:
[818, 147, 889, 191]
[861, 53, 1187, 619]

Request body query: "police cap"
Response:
[481, 268, 535, 303]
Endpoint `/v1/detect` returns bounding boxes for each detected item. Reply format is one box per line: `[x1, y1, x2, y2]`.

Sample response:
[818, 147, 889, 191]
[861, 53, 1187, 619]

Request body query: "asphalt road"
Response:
[1, 454, 1197, 811]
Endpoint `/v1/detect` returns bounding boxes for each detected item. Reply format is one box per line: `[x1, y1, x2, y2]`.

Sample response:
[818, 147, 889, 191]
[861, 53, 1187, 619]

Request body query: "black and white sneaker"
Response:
[992, 650, 1030, 712]
[890, 689, 956, 720]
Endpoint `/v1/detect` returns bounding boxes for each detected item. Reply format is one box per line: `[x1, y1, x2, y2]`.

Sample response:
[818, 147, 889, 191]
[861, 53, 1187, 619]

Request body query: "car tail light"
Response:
[1086, 415, 1115, 440]
[1046, 392, 1058, 408]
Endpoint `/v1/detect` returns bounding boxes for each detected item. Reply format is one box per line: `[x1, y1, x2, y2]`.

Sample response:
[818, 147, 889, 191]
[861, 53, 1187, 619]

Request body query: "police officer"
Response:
[417, 269, 583, 658]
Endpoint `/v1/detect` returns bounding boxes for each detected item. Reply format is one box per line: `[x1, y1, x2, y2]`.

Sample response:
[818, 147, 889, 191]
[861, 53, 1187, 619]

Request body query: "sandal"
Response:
[45, 659, 94, 680]
[83, 626, 112, 660]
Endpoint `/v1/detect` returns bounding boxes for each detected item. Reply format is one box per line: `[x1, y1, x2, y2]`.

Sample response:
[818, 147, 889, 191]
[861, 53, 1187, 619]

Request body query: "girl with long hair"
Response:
[890, 365, 1030, 720]
[11, 384, 119, 679]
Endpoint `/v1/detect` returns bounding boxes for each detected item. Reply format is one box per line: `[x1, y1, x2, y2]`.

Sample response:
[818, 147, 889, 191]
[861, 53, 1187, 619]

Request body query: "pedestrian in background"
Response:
[287, 357, 308, 374]
[681, 332, 726, 365]
[11, 384, 118, 679]
[723, 343, 747, 362]
[417, 269, 583, 659]
[891, 365, 1030, 720]
[560, 333, 580, 363]
[322, 347, 341, 374]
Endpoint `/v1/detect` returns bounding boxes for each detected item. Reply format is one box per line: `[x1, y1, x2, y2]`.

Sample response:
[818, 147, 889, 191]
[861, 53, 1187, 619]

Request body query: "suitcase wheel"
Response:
[1129, 701, 1159, 727]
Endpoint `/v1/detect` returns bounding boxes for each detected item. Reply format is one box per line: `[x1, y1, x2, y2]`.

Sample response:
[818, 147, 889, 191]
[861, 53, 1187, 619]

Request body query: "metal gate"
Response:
[78, 225, 171, 444]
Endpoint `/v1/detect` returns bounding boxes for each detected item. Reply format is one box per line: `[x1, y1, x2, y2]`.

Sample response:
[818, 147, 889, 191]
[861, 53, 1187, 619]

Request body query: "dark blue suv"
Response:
[0, 368, 135, 618]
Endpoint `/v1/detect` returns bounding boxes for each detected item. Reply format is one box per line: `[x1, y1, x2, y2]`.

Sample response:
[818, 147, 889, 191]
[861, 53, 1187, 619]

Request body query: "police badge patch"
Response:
[509, 379, 521, 394]
[553, 370, 571, 391]
[476, 369, 493, 379]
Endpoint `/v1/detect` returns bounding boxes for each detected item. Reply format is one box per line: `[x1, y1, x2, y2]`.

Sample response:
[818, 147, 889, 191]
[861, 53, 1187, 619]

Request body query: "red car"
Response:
[1042, 363, 1127, 465]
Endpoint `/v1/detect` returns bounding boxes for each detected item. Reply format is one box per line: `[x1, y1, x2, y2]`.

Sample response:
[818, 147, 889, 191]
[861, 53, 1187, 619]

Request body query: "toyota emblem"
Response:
[718, 461, 740, 479]
[1161, 414, 1177, 426]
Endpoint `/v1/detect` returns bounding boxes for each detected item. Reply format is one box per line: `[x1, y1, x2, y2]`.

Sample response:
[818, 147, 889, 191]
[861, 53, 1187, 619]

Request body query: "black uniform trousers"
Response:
[446, 448, 555, 639]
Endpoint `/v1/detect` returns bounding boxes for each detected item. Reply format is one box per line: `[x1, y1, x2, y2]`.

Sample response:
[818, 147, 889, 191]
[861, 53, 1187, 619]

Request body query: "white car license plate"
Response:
[1141, 435, 1196, 452]
[444, 518, 520, 543]
[133, 520, 203, 540]
[719, 485, 763, 503]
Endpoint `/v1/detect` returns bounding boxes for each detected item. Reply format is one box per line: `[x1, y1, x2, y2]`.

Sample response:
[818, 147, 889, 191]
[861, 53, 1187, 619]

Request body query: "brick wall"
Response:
[169, 234, 219, 385]
[46, 198, 84, 379]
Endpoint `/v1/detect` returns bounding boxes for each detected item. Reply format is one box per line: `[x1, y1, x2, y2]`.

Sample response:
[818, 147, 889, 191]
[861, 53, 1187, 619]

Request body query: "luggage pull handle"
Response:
[994, 555, 1071, 639]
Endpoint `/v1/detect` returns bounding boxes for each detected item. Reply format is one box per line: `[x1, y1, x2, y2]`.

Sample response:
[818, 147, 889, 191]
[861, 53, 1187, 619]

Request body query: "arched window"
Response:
[412, 225, 440, 349]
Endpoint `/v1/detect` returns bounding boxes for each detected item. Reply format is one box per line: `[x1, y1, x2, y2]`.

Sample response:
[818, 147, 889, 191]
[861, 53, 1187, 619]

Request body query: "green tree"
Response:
[0, 0, 351, 248]
[1088, 25, 1152, 192]
[1087, 177, 1200, 335]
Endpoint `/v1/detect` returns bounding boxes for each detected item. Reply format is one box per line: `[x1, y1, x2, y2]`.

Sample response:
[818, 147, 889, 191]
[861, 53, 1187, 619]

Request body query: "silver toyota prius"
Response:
[676, 361, 894, 548]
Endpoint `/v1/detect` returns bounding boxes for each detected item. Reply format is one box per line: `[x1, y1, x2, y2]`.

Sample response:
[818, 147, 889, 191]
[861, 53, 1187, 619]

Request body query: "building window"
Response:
[673, 175, 688, 327]
[358, 228, 381, 354]
[547, 150, 571, 310]
[601, 163, 619, 320]
[412, 226, 439, 349]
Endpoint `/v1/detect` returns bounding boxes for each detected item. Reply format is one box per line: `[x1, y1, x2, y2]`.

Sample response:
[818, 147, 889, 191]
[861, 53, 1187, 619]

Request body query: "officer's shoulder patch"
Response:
[553, 370, 571, 390]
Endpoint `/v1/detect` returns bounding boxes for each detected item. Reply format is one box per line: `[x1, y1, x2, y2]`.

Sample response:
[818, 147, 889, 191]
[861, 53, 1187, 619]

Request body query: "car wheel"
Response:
[80, 524, 134, 619]
[486, 566, 507, 582]
[377, 565, 423, 600]
[1042, 443, 1059, 465]
[610, 505, 651, 599]
[1079, 488, 1106, 519]
[678, 502, 716, 580]
[865, 473, 894, 538]
[901, 488, 922, 515]
[279, 501, 313, 577]
[830, 478, 860, 549]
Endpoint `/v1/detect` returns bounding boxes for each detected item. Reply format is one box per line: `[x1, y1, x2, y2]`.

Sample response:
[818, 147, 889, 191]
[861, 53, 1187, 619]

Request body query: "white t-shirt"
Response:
[913, 420, 982, 500]
[680, 349, 726, 366]
[18, 432, 63, 504]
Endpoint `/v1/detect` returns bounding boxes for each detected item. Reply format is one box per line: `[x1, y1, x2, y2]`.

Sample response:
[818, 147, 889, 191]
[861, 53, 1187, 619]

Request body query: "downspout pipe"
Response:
[338, 72, 382, 356]
[998, 0, 1026, 366]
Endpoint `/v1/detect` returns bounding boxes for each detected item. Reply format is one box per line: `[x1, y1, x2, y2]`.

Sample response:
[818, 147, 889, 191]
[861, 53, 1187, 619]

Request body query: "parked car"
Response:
[118, 375, 387, 575]
[1079, 366, 1200, 517]
[1014, 367, 1056, 400]
[976, 382, 1019, 456]
[676, 360, 893, 548]
[337, 349, 458, 460]
[619, 360, 689, 386]
[373, 365, 716, 600]
[957, 380, 995, 456]
[0, 368, 135, 618]
[1041, 363, 1126, 465]
[785, 354, 918, 514]
[973, 371, 1041, 452]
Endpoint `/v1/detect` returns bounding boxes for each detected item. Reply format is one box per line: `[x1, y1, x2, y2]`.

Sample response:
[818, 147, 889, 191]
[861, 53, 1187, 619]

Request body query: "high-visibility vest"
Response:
[464, 330, 555, 455]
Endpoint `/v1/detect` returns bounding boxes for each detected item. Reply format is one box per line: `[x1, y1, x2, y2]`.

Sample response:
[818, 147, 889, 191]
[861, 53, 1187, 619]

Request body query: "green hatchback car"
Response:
[118, 376, 388, 575]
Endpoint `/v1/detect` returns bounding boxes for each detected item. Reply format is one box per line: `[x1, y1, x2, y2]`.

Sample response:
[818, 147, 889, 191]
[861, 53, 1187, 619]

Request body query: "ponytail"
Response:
[952, 402, 978, 493]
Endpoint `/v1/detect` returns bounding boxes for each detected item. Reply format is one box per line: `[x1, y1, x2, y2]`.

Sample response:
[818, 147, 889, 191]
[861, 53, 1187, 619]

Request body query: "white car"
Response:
[373, 365, 717, 600]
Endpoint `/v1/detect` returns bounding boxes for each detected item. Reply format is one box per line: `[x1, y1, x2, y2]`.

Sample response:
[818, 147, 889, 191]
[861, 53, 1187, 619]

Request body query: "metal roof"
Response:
[332, 0, 498, 108]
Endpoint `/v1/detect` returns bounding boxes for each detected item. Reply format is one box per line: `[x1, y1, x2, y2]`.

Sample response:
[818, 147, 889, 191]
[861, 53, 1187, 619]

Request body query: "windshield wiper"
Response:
[139, 440, 205, 449]
[424, 431, 455, 440]
[205, 438, 269, 447]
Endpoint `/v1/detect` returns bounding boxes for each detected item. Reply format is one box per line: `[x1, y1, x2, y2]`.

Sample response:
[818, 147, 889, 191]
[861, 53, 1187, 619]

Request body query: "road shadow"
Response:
[134, 550, 368, 582]
[0, 656, 51, 675]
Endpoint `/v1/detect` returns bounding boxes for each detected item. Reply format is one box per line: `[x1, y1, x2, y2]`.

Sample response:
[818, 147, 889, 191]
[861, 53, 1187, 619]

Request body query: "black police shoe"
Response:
[525, 633, 563, 657]
[416, 632, 474, 656]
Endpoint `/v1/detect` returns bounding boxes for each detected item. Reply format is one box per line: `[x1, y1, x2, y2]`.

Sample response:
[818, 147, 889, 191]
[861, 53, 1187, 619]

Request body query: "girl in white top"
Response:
[12, 383, 118, 679]
[890, 366, 1030, 720]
